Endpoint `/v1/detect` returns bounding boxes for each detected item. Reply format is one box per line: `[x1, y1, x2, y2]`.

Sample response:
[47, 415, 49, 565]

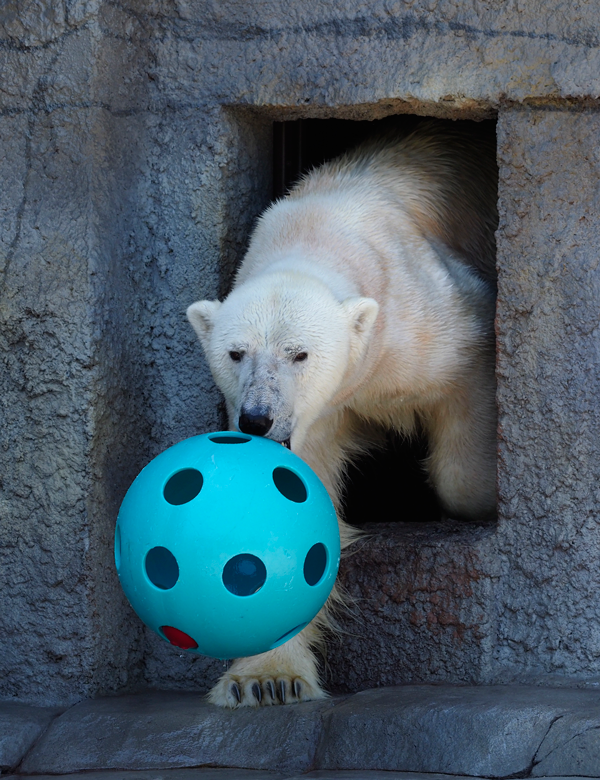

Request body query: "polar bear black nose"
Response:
[239, 409, 273, 437]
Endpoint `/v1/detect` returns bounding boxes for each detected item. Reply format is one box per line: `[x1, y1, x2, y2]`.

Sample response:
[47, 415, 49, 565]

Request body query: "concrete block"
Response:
[4, 772, 503, 780]
[293, 773, 480, 780]
[316, 685, 600, 776]
[125, 0, 600, 113]
[8, 771, 285, 780]
[20, 692, 332, 775]
[495, 108, 600, 683]
[0, 702, 61, 772]
[532, 707, 600, 776]
[329, 522, 499, 693]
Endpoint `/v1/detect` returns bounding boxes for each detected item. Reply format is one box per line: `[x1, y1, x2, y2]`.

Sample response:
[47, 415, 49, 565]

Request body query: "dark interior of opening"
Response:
[272, 115, 496, 527]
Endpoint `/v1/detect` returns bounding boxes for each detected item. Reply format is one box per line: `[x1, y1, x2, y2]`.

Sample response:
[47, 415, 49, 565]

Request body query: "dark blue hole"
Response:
[163, 468, 203, 505]
[273, 622, 308, 645]
[145, 546, 179, 590]
[304, 543, 327, 586]
[273, 467, 307, 503]
[223, 554, 267, 596]
[209, 434, 251, 444]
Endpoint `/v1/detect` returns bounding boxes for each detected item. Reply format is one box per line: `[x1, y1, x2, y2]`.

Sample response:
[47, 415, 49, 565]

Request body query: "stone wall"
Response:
[1, 0, 600, 705]
[495, 108, 600, 683]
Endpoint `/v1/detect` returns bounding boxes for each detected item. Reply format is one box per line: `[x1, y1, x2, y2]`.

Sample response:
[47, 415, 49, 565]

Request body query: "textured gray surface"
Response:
[295, 774, 507, 780]
[7, 774, 503, 780]
[16, 775, 592, 780]
[4, 773, 527, 780]
[8, 772, 286, 780]
[532, 706, 600, 777]
[495, 109, 600, 684]
[96, 0, 600, 113]
[20, 691, 333, 774]
[329, 522, 499, 693]
[302, 776, 600, 780]
[0, 702, 61, 772]
[15, 688, 600, 777]
[317, 685, 600, 776]
[2, 0, 600, 707]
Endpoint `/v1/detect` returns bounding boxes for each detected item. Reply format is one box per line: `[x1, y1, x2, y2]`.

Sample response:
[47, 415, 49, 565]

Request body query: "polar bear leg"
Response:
[425, 374, 497, 521]
[207, 414, 365, 708]
[207, 621, 326, 707]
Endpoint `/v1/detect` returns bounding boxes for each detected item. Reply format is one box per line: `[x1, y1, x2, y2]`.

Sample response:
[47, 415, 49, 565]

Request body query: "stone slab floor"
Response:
[2, 686, 600, 779]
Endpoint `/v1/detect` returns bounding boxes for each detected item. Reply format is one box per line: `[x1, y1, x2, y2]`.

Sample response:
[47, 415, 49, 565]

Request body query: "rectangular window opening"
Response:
[272, 115, 498, 526]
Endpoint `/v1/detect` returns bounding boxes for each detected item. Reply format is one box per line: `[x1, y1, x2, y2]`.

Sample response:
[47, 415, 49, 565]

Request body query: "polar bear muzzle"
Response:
[238, 407, 273, 437]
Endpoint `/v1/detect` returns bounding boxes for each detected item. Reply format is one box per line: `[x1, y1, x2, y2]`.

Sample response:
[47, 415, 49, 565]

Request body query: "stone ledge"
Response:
[0, 702, 63, 773]
[5, 771, 600, 780]
[8, 771, 287, 780]
[13, 686, 600, 778]
[19, 691, 333, 776]
[316, 685, 600, 776]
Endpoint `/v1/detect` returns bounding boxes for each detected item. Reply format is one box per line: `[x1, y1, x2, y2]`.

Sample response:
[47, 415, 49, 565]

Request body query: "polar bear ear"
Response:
[342, 297, 379, 365]
[186, 300, 222, 347]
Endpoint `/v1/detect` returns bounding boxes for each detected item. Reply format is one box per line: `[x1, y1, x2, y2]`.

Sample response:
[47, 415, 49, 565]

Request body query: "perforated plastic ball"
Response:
[114, 432, 340, 660]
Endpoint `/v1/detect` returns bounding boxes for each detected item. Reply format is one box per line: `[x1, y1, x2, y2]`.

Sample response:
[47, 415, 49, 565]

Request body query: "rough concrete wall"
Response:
[3, 0, 600, 706]
[0, 9, 153, 703]
[495, 108, 600, 684]
[0, 4, 226, 703]
[0, 7, 124, 700]
[0, 2, 276, 704]
[115, 0, 600, 112]
[330, 522, 499, 694]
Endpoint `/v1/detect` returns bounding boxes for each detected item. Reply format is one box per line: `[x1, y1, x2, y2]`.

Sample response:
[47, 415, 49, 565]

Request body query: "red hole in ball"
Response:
[160, 625, 198, 650]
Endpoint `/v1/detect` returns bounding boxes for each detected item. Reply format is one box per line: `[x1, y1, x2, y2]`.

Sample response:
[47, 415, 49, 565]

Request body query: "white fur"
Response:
[187, 122, 497, 707]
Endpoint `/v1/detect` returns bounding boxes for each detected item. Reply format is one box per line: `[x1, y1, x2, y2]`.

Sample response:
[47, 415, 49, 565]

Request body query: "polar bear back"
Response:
[288, 121, 498, 286]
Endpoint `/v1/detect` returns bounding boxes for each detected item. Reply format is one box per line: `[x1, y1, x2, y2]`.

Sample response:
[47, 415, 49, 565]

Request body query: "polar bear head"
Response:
[187, 271, 378, 451]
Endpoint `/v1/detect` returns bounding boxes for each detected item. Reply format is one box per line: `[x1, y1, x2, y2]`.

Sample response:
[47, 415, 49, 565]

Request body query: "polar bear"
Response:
[187, 120, 498, 708]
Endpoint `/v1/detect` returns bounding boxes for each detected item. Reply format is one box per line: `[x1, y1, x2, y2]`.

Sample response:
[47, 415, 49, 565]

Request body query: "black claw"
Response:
[293, 679, 302, 699]
[278, 679, 287, 704]
[267, 680, 276, 701]
[231, 682, 241, 704]
[252, 682, 262, 703]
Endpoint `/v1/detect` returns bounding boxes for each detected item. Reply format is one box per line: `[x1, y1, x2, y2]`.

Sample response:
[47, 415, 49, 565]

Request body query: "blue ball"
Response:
[114, 432, 340, 660]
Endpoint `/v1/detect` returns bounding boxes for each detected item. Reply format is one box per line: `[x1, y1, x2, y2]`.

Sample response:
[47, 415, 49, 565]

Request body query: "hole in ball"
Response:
[209, 434, 252, 444]
[273, 467, 307, 503]
[145, 546, 179, 590]
[304, 543, 327, 586]
[114, 525, 121, 571]
[222, 553, 267, 596]
[163, 468, 203, 505]
[272, 621, 308, 646]
[160, 625, 198, 650]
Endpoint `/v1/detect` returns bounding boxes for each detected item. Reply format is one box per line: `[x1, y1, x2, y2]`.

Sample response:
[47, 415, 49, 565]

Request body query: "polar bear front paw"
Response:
[206, 631, 327, 708]
[207, 670, 325, 707]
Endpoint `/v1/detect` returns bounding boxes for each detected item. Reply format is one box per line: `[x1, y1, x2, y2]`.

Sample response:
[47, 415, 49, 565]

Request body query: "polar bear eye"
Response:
[294, 352, 308, 363]
[229, 351, 243, 362]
